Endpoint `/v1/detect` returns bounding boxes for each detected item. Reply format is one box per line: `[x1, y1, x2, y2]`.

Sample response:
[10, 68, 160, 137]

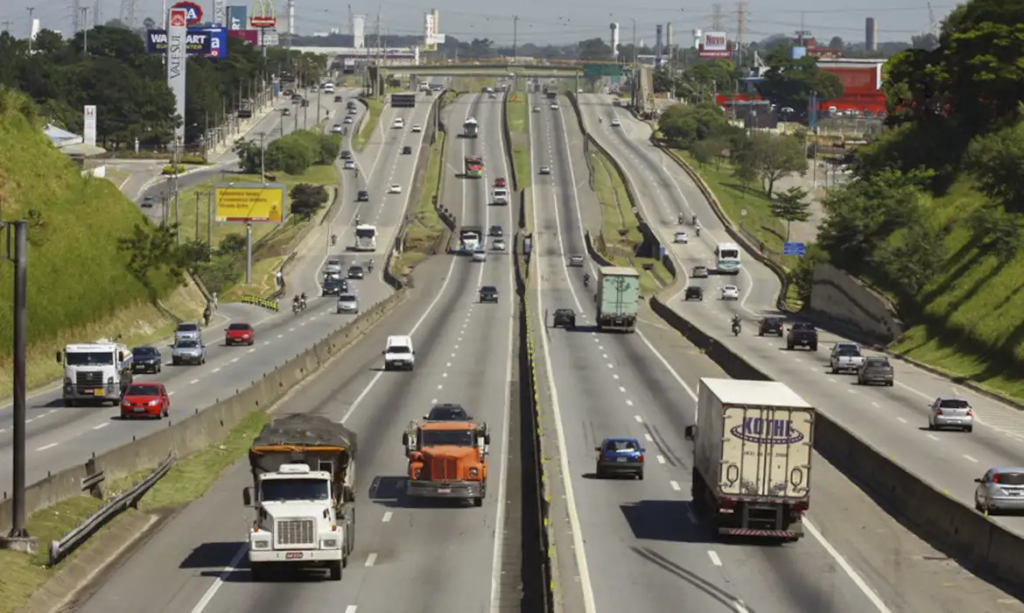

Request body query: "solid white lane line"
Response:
[670, 480, 681, 491]
[364, 553, 378, 567]
[708, 551, 723, 567]
[93, 423, 108, 430]
[634, 415, 643, 423]
[963, 454, 978, 463]
[644, 433, 653, 442]
[36, 443, 57, 451]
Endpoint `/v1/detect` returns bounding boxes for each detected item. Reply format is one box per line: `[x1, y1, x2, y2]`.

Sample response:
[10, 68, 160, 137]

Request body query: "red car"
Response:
[494, 177, 506, 188]
[225, 322, 255, 346]
[120, 383, 170, 419]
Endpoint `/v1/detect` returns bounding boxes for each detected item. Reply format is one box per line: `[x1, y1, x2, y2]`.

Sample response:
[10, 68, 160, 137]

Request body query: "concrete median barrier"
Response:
[0, 289, 407, 535]
[648, 293, 1024, 590]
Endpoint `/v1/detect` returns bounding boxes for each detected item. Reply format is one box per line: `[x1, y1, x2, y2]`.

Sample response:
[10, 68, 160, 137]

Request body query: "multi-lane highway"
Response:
[578, 92, 1024, 538]
[0, 90, 438, 495]
[69, 90, 520, 613]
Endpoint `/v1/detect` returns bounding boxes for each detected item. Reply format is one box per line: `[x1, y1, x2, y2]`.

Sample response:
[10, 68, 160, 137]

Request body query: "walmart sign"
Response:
[145, 28, 228, 57]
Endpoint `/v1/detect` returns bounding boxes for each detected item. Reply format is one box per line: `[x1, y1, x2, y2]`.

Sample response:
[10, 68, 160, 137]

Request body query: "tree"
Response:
[578, 38, 612, 61]
[290, 184, 329, 220]
[232, 139, 263, 174]
[758, 49, 844, 113]
[964, 118, 1024, 213]
[770, 186, 812, 240]
[658, 103, 730, 147]
[691, 139, 716, 167]
[117, 222, 184, 287]
[677, 59, 743, 100]
[731, 160, 759, 196]
[911, 33, 939, 50]
[653, 67, 674, 94]
[733, 133, 806, 198]
[827, 36, 844, 49]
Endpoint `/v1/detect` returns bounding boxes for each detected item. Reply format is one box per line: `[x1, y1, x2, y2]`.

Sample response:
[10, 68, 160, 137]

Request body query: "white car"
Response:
[325, 258, 343, 274]
[343, 116, 354, 124]
[330, 124, 343, 134]
[472, 248, 487, 262]
[348, 107, 358, 115]
[611, 118, 621, 127]
[533, 106, 541, 113]
[411, 124, 422, 133]
[674, 231, 688, 244]
[344, 160, 356, 170]
[388, 184, 402, 194]
[492, 239, 506, 251]
[550, 103, 559, 110]
[721, 285, 740, 300]
[539, 166, 551, 175]
[392, 118, 405, 129]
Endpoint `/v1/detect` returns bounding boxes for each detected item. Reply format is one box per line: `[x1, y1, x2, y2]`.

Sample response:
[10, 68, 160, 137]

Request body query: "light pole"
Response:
[630, 18, 638, 111]
[258, 131, 266, 180]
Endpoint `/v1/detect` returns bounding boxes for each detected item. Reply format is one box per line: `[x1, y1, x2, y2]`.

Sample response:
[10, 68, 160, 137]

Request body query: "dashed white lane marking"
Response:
[211, 367, 221, 374]
[382, 511, 393, 523]
[827, 378, 837, 383]
[963, 454, 979, 463]
[437, 384, 443, 390]
[345, 606, 358, 613]
[231, 358, 239, 363]
[606, 363, 613, 369]
[442, 373, 448, 378]
[618, 386, 626, 392]
[670, 480, 681, 491]
[612, 374, 620, 380]
[847, 389, 856, 394]
[809, 367, 817, 373]
[168, 391, 176, 396]
[190, 379, 200, 385]
[871, 401, 880, 408]
[897, 417, 908, 424]
[793, 357, 802, 363]
[276, 334, 283, 339]
[644, 433, 653, 442]
[634, 415, 643, 423]
[446, 362, 451, 367]
[431, 398, 437, 404]
[708, 551, 723, 567]
[93, 423, 109, 430]
[249, 347, 256, 353]
[37, 443, 58, 451]
[927, 434, 939, 441]
[656, 455, 666, 464]
[602, 354, 608, 359]
[455, 345, 460, 350]
[626, 400, 634, 407]
[364, 553, 378, 567]
[288, 327, 295, 332]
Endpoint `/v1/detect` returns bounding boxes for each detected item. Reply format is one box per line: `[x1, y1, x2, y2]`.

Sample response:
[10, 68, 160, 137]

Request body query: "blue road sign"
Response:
[783, 242, 806, 257]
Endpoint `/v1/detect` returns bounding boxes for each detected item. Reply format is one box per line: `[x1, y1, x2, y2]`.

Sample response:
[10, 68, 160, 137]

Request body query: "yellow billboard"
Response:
[214, 183, 286, 224]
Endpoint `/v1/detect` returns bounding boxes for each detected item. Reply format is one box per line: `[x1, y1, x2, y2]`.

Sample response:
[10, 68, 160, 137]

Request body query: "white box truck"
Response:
[684, 378, 813, 541]
[595, 266, 640, 332]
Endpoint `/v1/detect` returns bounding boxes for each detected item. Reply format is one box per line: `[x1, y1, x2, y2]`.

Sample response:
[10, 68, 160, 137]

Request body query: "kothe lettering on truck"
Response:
[402, 419, 490, 506]
[715, 241, 742, 275]
[463, 117, 479, 138]
[459, 226, 482, 254]
[464, 155, 483, 178]
[684, 378, 813, 541]
[57, 341, 133, 406]
[242, 414, 357, 582]
[595, 266, 640, 333]
[353, 224, 377, 251]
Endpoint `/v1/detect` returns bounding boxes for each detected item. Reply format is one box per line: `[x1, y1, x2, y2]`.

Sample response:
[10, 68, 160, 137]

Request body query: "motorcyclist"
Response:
[300, 292, 307, 309]
[599, 117, 603, 124]
[354, 168, 359, 178]
[331, 233, 338, 245]
[368, 259, 375, 272]
[293, 294, 301, 312]
[678, 213, 685, 225]
[202, 304, 211, 327]
[583, 272, 590, 287]
[695, 226, 701, 237]
[731, 314, 742, 335]
[692, 214, 697, 225]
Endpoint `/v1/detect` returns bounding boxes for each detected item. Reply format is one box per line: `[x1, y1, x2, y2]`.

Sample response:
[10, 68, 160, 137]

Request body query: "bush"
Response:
[162, 164, 185, 175]
[180, 156, 208, 165]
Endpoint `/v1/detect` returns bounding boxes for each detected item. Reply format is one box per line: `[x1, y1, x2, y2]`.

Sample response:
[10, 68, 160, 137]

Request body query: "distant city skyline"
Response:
[0, 0, 954, 46]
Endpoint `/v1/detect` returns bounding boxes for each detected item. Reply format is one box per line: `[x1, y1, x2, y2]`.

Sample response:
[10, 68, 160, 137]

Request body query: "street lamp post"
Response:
[258, 131, 266, 181]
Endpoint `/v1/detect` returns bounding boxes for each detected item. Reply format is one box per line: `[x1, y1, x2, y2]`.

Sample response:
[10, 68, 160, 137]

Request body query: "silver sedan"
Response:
[171, 339, 206, 365]
[975, 467, 1024, 514]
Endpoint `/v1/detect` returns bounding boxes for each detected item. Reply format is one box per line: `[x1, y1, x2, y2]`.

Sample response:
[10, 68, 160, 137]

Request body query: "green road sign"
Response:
[583, 64, 624, 79]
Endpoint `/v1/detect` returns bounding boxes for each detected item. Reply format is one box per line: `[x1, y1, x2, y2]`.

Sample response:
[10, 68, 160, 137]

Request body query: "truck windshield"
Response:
[261, 478, 329, 502]
[421, 429, 475, 447]
[65, 351, 114, 366]
[356, 228, 376, 239]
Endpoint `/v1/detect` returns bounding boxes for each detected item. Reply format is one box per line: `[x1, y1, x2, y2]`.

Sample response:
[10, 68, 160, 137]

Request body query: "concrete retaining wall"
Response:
[808, 263, 903, 344]
[648, 294, 1024, 591]
[0, 288, 408, 534]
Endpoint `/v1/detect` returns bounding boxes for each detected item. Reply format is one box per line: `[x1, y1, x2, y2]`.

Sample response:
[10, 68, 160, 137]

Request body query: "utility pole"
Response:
[1, 21, 12, 33]
[711, 4, 724, 31]
[736, 2, 747, 66]
[80, 7, 91, 53]
[512, 16, 519, 61]
[258, 132, 266, 180]
[195, 191, 201, 239]
[26, 7, 35, 51]
[173, 137, 181, 245]
[71, 0, 81, 34]
[207, 192, 213, 248]
[0, 221, 37, 557]
[630, 18, 638, 111]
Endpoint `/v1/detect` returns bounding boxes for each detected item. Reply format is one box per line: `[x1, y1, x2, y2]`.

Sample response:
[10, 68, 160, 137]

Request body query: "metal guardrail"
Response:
[48, 452, 176, 567]
[242, 295, 281, 311]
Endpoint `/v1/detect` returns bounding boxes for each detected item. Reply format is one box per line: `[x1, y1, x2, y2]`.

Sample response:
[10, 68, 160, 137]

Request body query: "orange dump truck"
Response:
[402, 419, 490, 506]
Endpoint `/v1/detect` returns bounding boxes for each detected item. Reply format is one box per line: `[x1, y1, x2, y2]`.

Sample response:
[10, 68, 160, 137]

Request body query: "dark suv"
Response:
[357, 190, 369, 202]
[340, 150, 352, 160]
[758, 316, 785, 337]
[786, 322, 819, 351]
[402, 145, 412, 154]
[684, 286, 703, 301]
[480, 285, 499, 303]
[424, 403, 472, 421]
[553, 308, 576, 328]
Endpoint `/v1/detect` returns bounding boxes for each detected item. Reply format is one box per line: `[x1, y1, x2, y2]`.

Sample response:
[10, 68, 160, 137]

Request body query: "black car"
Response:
[322, 276, 347, 296]
[424, 403, 472, 421]
[480, 285, 499, 303]
[357, 190, 369, 202]
[340, 150, 352, 160]
[131, 346, 162, 374]
[553, 308, 576, 328]
[684, 286, 703, 301]
[402, 145, 412, 154]
[334, 95, 343, 102]
[489, 225, 503, 237]
[758, 316, 785, 337]
[347, 101, 357, 110]
[141, 195, 156, 208]
[787, 322, 819, 351]
[348, 266, 365, 280]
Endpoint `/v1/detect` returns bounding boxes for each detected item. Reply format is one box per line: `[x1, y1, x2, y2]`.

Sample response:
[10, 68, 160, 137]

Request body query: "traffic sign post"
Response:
[783, 242, 806, 257]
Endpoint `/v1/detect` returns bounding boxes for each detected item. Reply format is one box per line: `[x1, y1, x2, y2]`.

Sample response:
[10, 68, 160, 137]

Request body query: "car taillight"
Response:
[966, 409, 974, 417]
[791, 501, 809, 513]
[719, 497, 737, 509]
[636, 454, 644, 463]
[993, 475, 1001, 484]
[935, 409, 943, 415]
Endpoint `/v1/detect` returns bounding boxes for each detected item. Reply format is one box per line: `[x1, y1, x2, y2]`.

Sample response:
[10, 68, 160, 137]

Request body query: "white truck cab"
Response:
[58, 341, 133, 406]
[383, 335, 415, 371]
[492, 187, 509, 205]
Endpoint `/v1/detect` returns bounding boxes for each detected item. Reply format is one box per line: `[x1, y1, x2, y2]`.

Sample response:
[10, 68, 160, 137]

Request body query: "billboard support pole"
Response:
[245, 222, 253, 283]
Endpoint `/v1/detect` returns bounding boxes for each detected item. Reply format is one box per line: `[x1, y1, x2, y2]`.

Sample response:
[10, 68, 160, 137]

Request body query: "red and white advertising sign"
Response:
[699, 31, 731, 59]
[169, 9, 187, 28]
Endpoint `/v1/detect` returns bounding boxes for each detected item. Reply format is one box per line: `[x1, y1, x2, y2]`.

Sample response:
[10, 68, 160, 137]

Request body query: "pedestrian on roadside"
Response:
[212, 292, 219, 311]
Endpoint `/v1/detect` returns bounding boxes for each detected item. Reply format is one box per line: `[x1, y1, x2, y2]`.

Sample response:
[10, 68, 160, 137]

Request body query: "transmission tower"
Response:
[120, 0, 137, 29]
[347, 4, 354, 36]
[71, 0, 81, 33]
[92, 0, 101, 26]
[736, 1, 747, 65]
[711, 4, 723, 30]
[927, 2, 938, 36]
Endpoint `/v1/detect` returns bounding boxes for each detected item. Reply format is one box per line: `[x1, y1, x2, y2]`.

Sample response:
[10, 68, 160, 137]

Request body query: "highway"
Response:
[0, 90, 438, 495]
[69, 91, 520, 613]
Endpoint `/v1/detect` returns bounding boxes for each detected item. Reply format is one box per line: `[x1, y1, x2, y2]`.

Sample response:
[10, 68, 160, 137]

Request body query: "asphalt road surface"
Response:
[0, 91, 437, 495]
[69, 91, 519, 613]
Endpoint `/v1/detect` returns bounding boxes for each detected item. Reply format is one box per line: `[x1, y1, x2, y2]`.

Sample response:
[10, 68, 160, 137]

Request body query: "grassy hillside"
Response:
[0, 88, 203, 398]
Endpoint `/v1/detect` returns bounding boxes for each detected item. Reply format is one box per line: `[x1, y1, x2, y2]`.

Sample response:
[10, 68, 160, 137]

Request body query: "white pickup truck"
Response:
[830, 342, 866, 374]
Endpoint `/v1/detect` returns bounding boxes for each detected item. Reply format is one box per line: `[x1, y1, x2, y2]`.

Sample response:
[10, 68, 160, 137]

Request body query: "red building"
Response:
[817, 59, 887, 113]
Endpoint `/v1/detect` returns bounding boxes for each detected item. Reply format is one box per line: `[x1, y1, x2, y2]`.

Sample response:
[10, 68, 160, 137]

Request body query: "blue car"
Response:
[595, 437, 645, 479]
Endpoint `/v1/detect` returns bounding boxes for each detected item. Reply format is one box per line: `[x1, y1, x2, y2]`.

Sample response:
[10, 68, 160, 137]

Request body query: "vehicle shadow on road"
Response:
[185, 542, 257, 582]
[630, 546, 749, 609]
[368, 475, 419, 508]
[620, 500, 716, 544]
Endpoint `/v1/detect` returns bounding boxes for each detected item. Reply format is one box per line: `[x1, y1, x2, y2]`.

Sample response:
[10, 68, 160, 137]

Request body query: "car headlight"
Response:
[64, 377, 72, 385]
[321, 539, 338, 548]
[251, 538, 270, 549]
[149, 399, 161, 406]
[469, 467, 479, 477]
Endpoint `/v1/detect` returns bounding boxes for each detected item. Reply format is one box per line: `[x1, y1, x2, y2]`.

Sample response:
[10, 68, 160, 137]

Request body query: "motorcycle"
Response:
[293, 301, 302, 314]
[732, 320, 741, 336]
[368, 260, 375, 273]
[677, 214, 685, 225]
[583, 274, 590, 288]
[331, 234, 338, 246]
[695, 227, 701, 237]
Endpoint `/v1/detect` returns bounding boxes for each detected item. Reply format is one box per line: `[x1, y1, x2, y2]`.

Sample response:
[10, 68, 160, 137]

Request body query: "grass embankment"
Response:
[353, 97, 382, 151]
[885, 178, 1024, 401]
[0, 89, 205, 402]
[450, 77, 496, 93]
[672, 149, 804, 307]
[0, 409, 271, 613]
[174, 165, 337, 300]
[506, 93, 531, 190]
[590, 147, 671, 296]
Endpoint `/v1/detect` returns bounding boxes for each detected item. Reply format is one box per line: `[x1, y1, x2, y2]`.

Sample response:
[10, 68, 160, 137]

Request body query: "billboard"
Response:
[83, 105, 97, 146]
[170, 1, 204, 26]
[229, 28, 258, 45]
[424, 11, 437, 51]
[145, 28, 226, 56]
[167, 9, 188, 143]
[214, 183, 286, 224]
[249, 0, 276, 28]
[226, 5, 247, 30]
[699, 31, 730, 59]
[213, 0, 226, 26]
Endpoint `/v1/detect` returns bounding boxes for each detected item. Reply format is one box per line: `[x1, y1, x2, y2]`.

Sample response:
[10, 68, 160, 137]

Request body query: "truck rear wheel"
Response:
[329, 560, 342, 581]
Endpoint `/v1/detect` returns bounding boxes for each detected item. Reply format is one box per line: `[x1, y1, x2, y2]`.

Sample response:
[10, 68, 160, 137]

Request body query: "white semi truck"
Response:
[57, 341, 133, 406]
[685, 378, 814, 541]
[242, 414, 357, 581]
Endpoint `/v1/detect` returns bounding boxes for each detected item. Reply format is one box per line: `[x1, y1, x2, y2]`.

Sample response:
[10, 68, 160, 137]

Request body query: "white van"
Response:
[492, 187, 509, 205]
[383, 335, 415, 371]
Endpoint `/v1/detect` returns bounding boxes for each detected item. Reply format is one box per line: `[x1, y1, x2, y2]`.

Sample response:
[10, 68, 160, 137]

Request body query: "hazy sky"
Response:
[1, 0, 955, 46]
